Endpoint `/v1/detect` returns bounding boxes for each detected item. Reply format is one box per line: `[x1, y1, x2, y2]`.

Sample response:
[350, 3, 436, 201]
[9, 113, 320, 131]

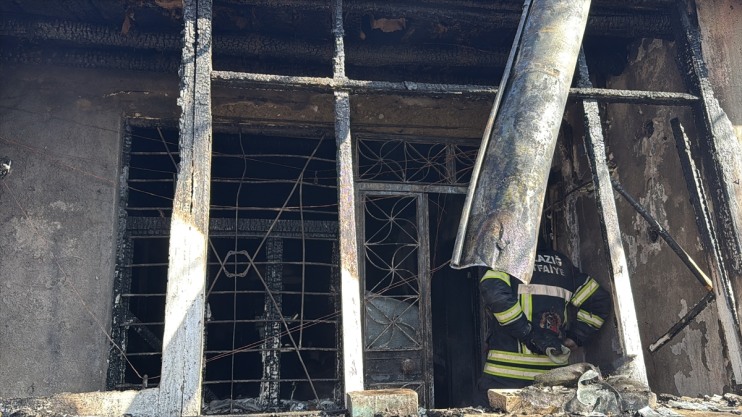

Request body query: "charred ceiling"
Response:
[1, 0, 673, 84]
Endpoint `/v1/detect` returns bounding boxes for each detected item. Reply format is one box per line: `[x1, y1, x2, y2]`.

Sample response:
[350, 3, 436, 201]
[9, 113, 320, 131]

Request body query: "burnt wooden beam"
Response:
[0, 45, 182, 73]
[263, 0, 670, 38]
[648, 291, 715, 352]
[332, 0, 365, 401]
[0, 16, 507, 69]
[577, 49, 648, 386]
[568, 88, 697, 105]
[157, 0, 212, 415]
[221, 0, 674, 14]
[212, 70, 699, 105]
[673, 3, 742, 381]
[0, 16, 182, 50]
[611, 178, 714, 291]
[669, 118, 742, 363]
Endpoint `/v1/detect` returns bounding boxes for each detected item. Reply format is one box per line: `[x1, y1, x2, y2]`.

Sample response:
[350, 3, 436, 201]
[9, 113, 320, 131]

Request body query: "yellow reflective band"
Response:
[487, 350, 556, 366]
[577, 309, 604, 329]
[494, 302, 523, 325]
[521, 293, 533, 321]
[481, 270, 510, 285]
[571, 278, 599, 307]
[518, 284, 573, 301]
[483, 363, 547, 381]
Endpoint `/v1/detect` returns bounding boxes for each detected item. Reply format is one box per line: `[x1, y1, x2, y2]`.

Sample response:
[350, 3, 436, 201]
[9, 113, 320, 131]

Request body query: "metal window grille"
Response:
[108, 124, 343, 412]
[357, 136, 478, 185]
[356, 137, 478, 407]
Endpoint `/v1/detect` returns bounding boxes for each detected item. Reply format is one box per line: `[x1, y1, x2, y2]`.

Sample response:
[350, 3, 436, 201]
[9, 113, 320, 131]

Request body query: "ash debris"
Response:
[466, 361, 742, 416]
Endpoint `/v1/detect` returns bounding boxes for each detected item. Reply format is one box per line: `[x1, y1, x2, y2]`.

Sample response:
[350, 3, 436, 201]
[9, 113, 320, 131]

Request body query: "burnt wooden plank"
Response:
[157, 0, 213, 415]
[211, 70, 698, 104]
[674, 4, 742, 321]
[333, 0, 365, 399]
[670, 118, 742, 380]
[336, 90, 365, 398]
[577, 50, 648, 386]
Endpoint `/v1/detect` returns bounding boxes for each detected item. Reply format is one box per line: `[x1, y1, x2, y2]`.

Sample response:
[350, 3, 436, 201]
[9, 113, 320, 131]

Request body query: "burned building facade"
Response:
[1, 0, 741, 415]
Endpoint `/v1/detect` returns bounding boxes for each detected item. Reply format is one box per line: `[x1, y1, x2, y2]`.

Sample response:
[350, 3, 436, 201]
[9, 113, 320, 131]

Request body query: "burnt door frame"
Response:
[359, 191, 434, 407]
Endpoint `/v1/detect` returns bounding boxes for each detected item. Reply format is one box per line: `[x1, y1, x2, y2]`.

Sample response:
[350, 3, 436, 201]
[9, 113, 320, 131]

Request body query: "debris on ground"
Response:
[480, 362, 741, 416]
[202, 397, 343, 414]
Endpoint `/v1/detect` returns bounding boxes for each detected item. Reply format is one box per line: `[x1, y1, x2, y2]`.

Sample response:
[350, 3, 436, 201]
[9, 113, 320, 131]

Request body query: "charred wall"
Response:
[566, 38, 735, 396]
[696, 0, 742, 324]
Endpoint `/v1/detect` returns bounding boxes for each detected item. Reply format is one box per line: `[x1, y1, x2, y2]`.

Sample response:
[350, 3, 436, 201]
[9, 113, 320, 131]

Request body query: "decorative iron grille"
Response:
[361, 193, 433, 405]
[357, 137, 478, 185]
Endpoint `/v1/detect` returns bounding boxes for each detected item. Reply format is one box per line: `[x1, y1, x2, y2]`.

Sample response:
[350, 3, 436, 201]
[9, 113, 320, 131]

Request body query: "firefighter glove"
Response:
[526, 326, 563, 355]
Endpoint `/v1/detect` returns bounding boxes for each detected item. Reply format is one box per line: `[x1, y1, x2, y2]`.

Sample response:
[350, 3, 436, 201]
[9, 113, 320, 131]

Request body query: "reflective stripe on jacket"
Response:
[480, 249, 611, 382]
[483, 349, 562, 381]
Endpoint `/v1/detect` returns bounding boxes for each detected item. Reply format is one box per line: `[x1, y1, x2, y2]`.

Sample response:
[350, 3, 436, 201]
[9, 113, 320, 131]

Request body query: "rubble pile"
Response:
[203, 397, 343, 415]
[485, 362, 742, 416]
[657, 392, 742, 414]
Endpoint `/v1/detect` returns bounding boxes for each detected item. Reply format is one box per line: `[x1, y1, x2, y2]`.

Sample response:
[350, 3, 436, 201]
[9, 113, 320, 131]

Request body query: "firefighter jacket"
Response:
[480, 248, 611, 383]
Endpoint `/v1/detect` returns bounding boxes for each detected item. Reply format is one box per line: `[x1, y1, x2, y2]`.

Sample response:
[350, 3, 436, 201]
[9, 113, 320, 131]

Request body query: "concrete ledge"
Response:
[0, 388, 159, 417]
[347, 389, 418, 417]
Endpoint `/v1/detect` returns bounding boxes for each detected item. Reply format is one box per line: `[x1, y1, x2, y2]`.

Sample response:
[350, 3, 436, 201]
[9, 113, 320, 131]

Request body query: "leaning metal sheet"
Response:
[452, 0, 592, 283]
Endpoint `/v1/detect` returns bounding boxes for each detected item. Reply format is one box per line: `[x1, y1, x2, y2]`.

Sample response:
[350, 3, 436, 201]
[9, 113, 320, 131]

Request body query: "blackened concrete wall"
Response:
[569, 39, 734, 396]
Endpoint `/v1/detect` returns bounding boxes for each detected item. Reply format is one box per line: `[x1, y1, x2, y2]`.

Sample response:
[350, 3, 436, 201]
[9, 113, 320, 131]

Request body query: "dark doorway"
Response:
[429, 193, 482, 408]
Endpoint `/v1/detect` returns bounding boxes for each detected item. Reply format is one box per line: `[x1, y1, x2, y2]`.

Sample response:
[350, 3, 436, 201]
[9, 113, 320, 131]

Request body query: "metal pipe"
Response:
[611, 179, 714, 291]
[452, 0, 592, 283]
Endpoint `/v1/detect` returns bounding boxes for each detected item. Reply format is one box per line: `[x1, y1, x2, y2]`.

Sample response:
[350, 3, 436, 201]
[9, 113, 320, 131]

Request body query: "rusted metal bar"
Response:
[649, 291, 715, 352]
[127, 217, 337, 238]
[0, 44, 699, 105]
[577, 50, 648, 386]
[452, 0, 591, 283]
[674, 3, 742, 381]
[611, 179, 714, 291]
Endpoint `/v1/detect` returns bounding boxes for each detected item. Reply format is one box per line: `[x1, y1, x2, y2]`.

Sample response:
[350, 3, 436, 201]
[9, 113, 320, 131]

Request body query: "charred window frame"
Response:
[108, 122, 178, 390]
[108, 122, 344, 411]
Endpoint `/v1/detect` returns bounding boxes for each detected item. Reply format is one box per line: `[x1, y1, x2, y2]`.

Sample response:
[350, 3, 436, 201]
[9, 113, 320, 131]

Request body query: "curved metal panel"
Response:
[452, 0, 592, 283]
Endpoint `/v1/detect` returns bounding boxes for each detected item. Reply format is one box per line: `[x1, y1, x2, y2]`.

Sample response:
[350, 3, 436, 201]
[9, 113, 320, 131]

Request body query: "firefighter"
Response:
[475, 244, 611, 398]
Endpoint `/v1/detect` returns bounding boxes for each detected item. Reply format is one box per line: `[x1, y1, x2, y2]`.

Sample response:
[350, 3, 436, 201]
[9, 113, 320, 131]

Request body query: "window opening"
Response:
[109, 124, 343, 413]
[108, 123, 178, 390]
